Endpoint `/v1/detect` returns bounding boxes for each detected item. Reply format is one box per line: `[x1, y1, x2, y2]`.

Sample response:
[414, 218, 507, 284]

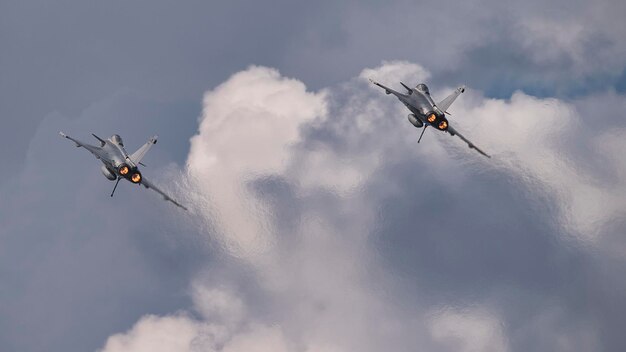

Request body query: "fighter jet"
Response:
[59, 132, 187, 210]
[369, 79, 490, 158]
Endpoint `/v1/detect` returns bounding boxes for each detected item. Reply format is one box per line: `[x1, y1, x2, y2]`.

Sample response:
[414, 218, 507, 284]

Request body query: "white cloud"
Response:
[288, 60, 432, 194]
[99, 316, 291, 352]
[99, 287, 291, 352]
[100, 61, 624, 351]
[359, 60, 430, 86]
[449, 91, 626, 241]
[191, 285, 245, 326]
[186, 66, 328, 260]
[102, 63, 424, 352]
[99, 314, 200, 352]
[221, 325, 289, 352]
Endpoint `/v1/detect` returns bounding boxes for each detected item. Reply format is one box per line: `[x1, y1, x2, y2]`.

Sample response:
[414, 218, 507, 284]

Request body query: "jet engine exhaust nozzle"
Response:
[438, 120, 448, 130]
[130, 172, 142, 184]
[118, 164, 130, 176]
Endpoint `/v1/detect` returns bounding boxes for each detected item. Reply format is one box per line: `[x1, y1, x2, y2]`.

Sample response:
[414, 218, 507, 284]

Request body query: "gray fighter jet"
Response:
[59, 132, 187, 210]
[369, 79, 490, 158]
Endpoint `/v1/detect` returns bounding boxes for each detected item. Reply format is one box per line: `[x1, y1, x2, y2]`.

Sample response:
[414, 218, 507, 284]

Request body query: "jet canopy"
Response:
[111, 134, 124, 146]
[415, 84, 429, 94]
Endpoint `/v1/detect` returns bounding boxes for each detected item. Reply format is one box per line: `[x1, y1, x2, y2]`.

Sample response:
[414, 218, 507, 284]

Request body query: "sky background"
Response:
[1, 1, 626, 351]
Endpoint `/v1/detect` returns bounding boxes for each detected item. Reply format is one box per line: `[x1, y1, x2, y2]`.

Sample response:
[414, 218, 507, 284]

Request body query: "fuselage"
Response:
[98, 135, 142, 184]
[397, 84, 449, 131]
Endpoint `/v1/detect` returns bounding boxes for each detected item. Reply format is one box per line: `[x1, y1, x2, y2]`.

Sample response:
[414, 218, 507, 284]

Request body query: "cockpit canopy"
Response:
[415, 84, 429, 94]
[111, 134, 124, 146]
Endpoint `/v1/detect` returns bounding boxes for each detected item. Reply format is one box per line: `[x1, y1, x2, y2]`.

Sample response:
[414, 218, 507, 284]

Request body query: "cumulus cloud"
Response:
[99, 64, 421, 352]
[100, 287, 290, 352]
[99, 314, 201, 352]
[186, 66, 328, 259]
[445, 91, 626, 242]
[98, 61, 626, 351]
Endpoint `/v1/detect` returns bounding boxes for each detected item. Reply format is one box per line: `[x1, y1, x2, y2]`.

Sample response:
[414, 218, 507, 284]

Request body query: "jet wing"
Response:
[59, 131, 107, 160]
[140, 177, 187, 210]
[447, 125, 491, 158]
[368, 78, 404, 97]
[436, 86, 465, 113]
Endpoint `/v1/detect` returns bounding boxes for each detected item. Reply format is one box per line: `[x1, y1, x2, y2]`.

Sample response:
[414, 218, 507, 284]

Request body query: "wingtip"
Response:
[174, 201, 188, 211]
[479, 150, 491, 158]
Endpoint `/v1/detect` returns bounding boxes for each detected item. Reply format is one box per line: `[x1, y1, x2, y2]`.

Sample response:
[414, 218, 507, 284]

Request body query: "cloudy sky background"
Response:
[1, 1, 626, 351]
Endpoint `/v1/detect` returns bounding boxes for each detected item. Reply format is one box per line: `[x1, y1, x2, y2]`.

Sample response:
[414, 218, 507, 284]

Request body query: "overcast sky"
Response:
[1, 1, 626, 351]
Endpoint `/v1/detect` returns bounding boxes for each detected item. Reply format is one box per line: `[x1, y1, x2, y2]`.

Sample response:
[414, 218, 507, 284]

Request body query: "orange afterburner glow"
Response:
[131, 173, 142, 183]
[438, 120, 448, 130]
[427, 113, 436, 123]
[119, 165, 129, 175]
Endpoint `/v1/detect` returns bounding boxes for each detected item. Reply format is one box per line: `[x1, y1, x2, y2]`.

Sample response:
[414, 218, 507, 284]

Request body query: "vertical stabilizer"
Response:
[436, 86, 466, 113]
[129, 136, 158, 165]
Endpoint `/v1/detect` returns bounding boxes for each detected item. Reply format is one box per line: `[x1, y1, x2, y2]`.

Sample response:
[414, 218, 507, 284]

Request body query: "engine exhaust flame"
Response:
[131, 173, 142, 183]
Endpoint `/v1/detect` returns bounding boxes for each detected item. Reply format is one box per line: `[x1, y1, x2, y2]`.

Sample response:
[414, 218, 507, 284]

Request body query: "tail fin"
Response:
[129, 136, 157, 166]
[436, 86, 466, 113]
